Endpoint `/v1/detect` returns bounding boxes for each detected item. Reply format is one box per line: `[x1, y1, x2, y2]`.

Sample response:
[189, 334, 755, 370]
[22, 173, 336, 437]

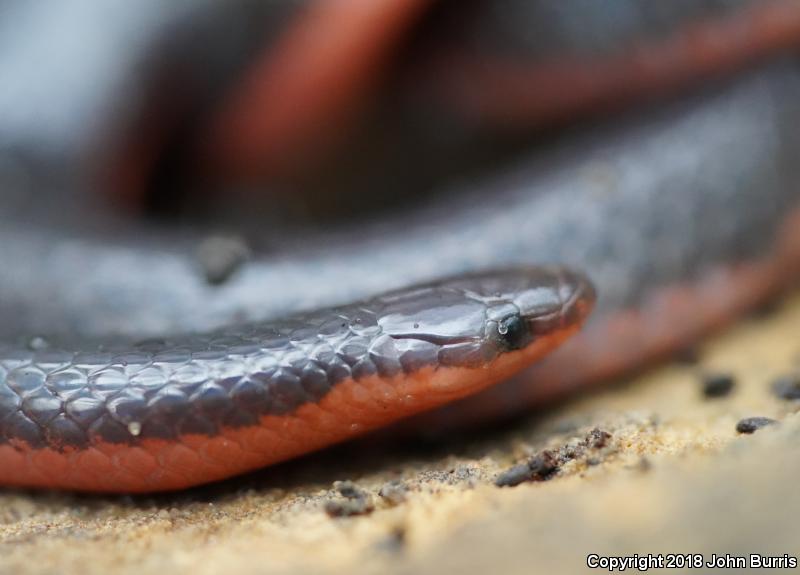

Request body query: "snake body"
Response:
[0, 268, 592, 491]
[1, 3, 800, 491]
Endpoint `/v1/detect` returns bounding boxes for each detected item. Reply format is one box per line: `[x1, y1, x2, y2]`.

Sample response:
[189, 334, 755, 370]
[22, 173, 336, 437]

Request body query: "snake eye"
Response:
[496, 315, 531, 351]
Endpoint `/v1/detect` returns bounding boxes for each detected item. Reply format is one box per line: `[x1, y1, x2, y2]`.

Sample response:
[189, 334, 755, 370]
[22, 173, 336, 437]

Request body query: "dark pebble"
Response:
[735, 417, 777, 434]
[378, 481, 407, 506]
[196, 235, 250, 286]
[495, 450, 559, 487]
[27, 336, 50, 351]
[701, 373, 735, 398]
[772, 374, 800, 400]
[325, 480, 374, 517]
[324, 498, 374, 517]
[495, 429, 612, 487]
[494, 463, 534, 488]
[527, 450, 560, 477]
[586, 428, 612, 449]
[333, 480, 365, 499]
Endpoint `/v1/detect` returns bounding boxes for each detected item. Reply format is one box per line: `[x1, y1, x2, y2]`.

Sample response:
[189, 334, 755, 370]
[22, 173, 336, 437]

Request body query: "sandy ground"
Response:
[2, 293, 800, 575]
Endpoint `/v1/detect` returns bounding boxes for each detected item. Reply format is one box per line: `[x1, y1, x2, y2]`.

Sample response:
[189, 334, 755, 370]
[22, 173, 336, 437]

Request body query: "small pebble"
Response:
[772, 374, 800, 400]
[324, 498, 373, 517]
[27, 336, 50, 351]
[333, 480, 365, 499]
[735, 417, 777, 434]
[495, 429, 612, 487]
[196, 234, 251, 285]
[495, 450, 559, 487]
[494, 463, 534, 488]
[325, 480, 374, 517]
[586, 428, 612, 449]
[701, 372, 735, 398]
[378, 481, 407, 506]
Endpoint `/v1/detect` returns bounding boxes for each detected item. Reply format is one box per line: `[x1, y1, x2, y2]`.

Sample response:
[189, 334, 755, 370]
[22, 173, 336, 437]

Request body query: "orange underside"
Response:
[207, 0, 432, 179]
[0, 321, 581, 492]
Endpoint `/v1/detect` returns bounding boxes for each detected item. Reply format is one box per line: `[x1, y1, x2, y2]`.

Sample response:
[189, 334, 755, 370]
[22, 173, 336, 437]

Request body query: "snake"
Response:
[1, 1, 800, 492]
[0, 268, 592, 492]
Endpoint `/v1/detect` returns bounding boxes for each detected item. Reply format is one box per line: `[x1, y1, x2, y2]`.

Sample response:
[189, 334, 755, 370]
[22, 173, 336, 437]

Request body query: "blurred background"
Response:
[2, 0, 800, 343]
[3, 0, 799, 228]
[3, 2, 800, 574]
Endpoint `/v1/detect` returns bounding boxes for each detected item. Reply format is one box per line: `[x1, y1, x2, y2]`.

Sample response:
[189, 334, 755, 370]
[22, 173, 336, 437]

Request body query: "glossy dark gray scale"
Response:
[0, 267, 591, 449]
